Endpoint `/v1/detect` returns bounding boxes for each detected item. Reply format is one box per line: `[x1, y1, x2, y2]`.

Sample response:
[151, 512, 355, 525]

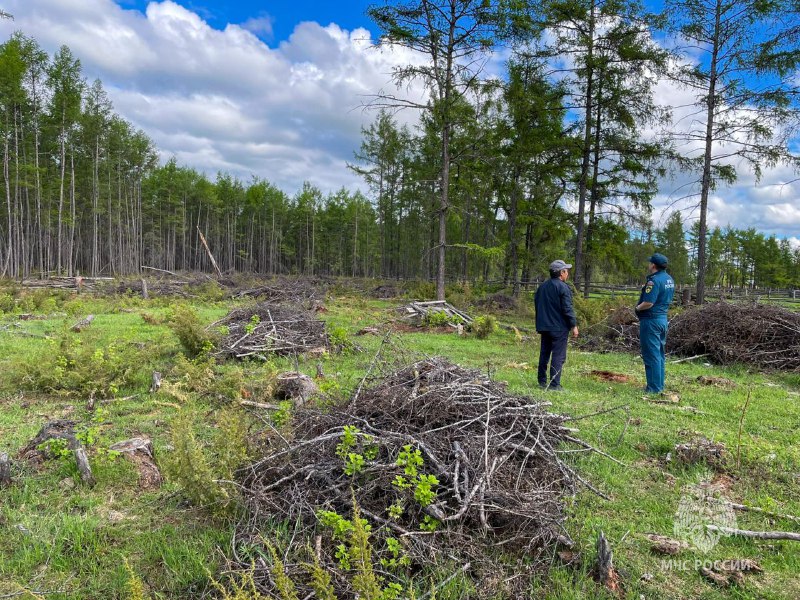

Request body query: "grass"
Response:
[0, 288, 798, 599]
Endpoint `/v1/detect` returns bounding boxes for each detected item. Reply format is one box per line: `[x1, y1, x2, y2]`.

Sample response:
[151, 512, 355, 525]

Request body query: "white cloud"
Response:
[0, 0, 429, 193]
[0, 0, 797, 239]
[240, 15, 274, 39]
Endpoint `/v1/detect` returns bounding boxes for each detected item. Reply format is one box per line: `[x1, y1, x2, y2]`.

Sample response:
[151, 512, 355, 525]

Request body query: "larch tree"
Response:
[664, 0, 800, 304]
[367, 0, 518, 300]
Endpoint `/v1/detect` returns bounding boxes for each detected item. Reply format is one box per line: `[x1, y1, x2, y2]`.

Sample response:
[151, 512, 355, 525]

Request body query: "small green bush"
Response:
[469, 315, 497, 339]
[422, 311, 460, 328]
[0, 291, 15, 313]
[167, 304, 216, 357]
[23, 330, 137, 397]
[166, 404, 252, 513]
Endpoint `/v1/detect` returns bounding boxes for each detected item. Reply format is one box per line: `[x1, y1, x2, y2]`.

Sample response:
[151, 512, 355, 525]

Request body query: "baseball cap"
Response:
[648, 253, 668, 267]
[549, 259, 572, 271]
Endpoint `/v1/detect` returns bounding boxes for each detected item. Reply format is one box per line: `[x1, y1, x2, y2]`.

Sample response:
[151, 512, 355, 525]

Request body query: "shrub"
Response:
[167, 304, 216, 357]
[328, 326, 352, 352]
[0, 291, 15, 313]
[422, 311, 459, 328]
[169, 354, 246, 402]
[469, 315, 497, 339]
[166, 404, 252, 513]
[23, 329, 137, 397]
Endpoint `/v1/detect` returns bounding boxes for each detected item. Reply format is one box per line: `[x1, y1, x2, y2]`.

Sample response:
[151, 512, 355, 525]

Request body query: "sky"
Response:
[1, 0, 799, 245]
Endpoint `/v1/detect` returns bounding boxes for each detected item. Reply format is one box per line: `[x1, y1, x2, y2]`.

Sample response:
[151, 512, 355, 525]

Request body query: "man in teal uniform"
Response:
[635, 253, 675, 393]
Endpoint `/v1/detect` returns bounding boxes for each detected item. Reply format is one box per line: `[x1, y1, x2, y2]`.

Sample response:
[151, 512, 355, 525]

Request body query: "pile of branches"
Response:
[235, 357, 598, 596]
[212, 302, 328, 359]
[234, 277, 326, 302]
[667, 302, 800, 371]
[579, 302, 800, 371]
[576, 306, 640, 353]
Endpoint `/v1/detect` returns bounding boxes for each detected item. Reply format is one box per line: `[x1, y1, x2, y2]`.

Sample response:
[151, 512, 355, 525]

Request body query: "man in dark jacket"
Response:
[534, 260, 579, 390]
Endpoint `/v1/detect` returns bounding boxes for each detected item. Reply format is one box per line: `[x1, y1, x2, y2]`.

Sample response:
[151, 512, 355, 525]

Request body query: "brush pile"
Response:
[235, 357, 592, 596]
[579, 302, 800, 371]
[212, 302, 328, 359]
[667, 302, 800, 371]
[234, 277, 325, 302]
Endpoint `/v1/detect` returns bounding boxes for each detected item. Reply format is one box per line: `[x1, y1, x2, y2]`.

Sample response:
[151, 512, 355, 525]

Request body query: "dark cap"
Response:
[648, 253, 668, 267]
[549, 259, 572, 271]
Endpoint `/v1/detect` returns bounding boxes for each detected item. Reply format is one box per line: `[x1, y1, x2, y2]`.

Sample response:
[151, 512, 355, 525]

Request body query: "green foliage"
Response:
[124, 558, 150, 600]
[23, 329, 136, 397]
[169, 353, 245, 401]
[468, 315, 497, 339]
[214, 406, 251, 481]
[267, 542, 300, 600]
[393, 445, 440, 527]
[210, 568, 270, 600]
[167, 304, 216, 357]
[191, 280, 228, 302]
[0, 291, 15, 313]
[305, 550, 337, 600]
[329, 326, 353, 352]
[572, 295, 631, 329]
[336, 426, 378, 476]
[165, 405, 251, 513]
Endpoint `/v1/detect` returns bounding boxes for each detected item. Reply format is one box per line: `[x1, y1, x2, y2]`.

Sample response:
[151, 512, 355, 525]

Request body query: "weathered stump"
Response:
[109, 437, 162, 489]
[74, 447, 95, 487]
[275, 371, 319, 405]
[71, 314, 95, 332]
[150, 371, 162, 394]
[0, 452, 11, 485]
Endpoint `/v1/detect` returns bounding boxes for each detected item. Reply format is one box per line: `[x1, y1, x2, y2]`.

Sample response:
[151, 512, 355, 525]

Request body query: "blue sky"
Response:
[1, 0, 798, 242]
[117, 0, 378, 44]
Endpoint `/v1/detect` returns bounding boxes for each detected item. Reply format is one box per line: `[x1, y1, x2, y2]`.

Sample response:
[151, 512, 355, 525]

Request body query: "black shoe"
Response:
[548, 385, 564, 391]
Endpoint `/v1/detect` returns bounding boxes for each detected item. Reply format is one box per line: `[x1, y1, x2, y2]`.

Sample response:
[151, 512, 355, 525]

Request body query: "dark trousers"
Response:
[538, 330, 569, 388]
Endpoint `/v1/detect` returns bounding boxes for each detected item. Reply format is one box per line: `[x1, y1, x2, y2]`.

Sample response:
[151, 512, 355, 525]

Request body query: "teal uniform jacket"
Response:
[637, 268, 674, 393]
[637, 269, 675, 319]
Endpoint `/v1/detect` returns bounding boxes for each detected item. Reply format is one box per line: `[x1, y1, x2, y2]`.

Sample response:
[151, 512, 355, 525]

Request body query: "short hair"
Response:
[550, 269, 562, 278]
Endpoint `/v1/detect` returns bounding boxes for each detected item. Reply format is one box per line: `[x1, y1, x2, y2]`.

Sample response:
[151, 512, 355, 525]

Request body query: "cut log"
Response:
[71, 314, 95, 332]
[0, 452, 11, 485]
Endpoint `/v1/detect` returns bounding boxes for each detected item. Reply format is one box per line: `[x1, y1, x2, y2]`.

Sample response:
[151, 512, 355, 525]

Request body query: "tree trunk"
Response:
[573, 0, 596, 291]
[696, 0, 722, 306]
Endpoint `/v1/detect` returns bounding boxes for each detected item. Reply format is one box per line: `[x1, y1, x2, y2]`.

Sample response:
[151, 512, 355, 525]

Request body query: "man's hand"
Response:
[571, 326, 579, 338]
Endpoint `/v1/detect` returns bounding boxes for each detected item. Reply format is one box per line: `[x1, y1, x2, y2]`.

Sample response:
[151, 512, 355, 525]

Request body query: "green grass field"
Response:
[0, 289, 798, 599]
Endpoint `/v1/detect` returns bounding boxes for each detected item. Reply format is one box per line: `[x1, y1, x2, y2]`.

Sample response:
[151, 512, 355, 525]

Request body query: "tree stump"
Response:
[0, 452, 11, 485]
[74, 446, 96, 487]
[595, 531, 622, 595]
[141, 278, 149, 299]
[150, 371, 162, 394]
[109, 437, 162, 489]
[276, 371, 319, 406]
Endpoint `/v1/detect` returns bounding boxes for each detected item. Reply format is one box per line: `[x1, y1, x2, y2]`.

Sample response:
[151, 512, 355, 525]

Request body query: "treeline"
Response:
[1, 30, 799, 289]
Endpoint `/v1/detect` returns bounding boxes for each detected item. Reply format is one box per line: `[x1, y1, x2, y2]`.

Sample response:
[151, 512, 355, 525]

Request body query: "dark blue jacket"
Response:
[535, 278, 577, 332]
[637, 269, 675, 319]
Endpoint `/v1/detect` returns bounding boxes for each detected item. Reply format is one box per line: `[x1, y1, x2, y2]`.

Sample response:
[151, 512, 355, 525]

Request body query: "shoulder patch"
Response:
[645, 284, 654, 293]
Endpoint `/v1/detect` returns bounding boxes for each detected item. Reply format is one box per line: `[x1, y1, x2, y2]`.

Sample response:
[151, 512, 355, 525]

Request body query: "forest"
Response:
[1, 0, 799, 296]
